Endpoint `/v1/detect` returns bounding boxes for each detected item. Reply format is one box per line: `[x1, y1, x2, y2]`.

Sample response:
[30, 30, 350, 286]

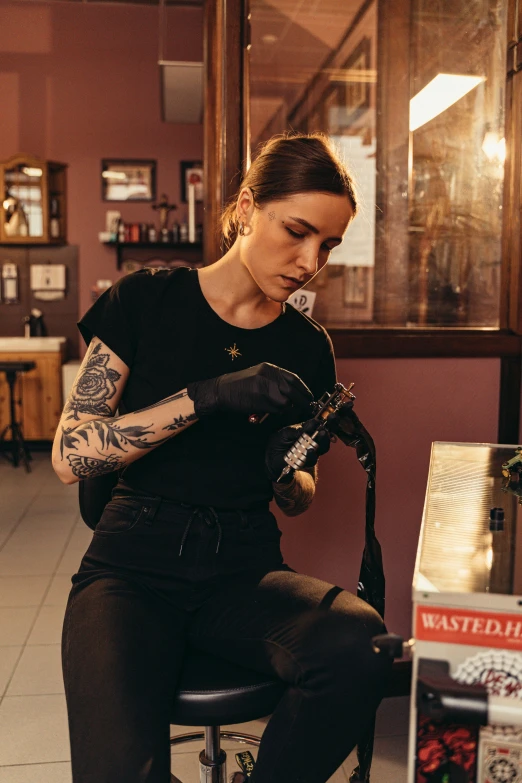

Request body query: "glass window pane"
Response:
[247, 0, 507, 328]
[4, 165, 44, 238]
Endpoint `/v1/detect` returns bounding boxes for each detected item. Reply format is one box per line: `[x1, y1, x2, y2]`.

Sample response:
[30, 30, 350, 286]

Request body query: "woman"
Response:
[55, 133, 390, 783]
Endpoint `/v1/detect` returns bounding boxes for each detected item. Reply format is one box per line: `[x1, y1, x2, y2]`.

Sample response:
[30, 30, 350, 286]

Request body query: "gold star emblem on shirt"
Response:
[225, 343, 242, 360]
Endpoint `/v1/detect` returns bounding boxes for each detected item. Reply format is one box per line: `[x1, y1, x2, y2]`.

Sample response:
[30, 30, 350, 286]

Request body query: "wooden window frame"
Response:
[203, 0, 522, 442]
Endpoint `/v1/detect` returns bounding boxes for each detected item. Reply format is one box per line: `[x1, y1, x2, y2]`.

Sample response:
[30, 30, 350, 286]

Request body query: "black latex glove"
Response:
[265, 417, 332, 483]
[187, 362, 314, 418]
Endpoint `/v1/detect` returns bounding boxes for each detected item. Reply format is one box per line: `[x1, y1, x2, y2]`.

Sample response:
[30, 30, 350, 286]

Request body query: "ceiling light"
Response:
[409, 73, 484, 132]
[262, 34, 278, 44]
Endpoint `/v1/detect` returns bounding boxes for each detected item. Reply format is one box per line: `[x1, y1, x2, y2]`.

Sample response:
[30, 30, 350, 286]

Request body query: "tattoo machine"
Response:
[276, 381, 356, 482]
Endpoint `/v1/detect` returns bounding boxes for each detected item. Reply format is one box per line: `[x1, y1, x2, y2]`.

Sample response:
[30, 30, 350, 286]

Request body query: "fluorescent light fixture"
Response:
[21, 166, 43, 177]
[102, 171, 127, 180]
[482, 131, 506, 163]
[409, 73, 484, 132]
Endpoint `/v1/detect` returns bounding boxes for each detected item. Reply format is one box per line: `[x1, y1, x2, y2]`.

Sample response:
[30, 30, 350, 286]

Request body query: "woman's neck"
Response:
[197, 257, 282, 329]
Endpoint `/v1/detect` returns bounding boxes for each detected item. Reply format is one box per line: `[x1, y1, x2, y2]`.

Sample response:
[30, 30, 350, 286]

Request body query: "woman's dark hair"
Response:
[221, 132, 358, 248]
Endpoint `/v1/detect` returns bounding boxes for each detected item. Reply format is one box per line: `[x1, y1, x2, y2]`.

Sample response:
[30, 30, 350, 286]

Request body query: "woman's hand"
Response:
[187, 362, 314, 418]
[265, 417, 332, 483]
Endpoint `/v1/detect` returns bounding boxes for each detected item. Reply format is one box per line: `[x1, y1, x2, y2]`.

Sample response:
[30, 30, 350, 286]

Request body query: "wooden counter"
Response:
[0, 339, 67, 441]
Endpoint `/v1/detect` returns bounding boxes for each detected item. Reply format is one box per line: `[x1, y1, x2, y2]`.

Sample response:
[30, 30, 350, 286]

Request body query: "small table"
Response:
[0, 361, 36, 472]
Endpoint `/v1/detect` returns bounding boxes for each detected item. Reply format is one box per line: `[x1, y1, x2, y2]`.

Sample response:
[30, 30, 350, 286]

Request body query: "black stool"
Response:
[169, 648, 286, 782]
[0, 361, 35, 473]
[168, 651, 412, 782]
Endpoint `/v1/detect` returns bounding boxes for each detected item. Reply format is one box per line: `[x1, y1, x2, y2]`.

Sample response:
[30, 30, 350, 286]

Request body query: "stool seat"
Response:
[0, 361, 36, 373]
[170, 649, 286, 727]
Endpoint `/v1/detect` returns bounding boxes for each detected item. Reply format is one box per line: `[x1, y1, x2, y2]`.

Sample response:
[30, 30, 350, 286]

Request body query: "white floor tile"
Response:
[55, 547, 84, 576]
[0, 576, 50, 607]
[0, 646, 22, 696]
[170, 750, 209, 783]
[43, 574, 73, 608]
[6, 645, 64, 696]
[0, 694, 70, 765]
[0, 549, 65, 577]
[0, 761, 72, 783]
[27, 605, 66, 645]
[0, 607, 39, 646]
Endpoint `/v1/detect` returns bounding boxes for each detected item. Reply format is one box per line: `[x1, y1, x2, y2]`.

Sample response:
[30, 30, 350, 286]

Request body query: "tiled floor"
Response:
[0, 453, 410, 782]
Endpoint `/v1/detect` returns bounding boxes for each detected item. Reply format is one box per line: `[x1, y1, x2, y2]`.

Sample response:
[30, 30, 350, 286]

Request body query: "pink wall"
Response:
[0, 1, 203, 328]
[0, 1, 507, 643]
[274, 357, 501, 639]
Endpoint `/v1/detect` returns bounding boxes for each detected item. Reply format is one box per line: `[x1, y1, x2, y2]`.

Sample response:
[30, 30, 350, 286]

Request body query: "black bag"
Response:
[78, 471, 121, 530]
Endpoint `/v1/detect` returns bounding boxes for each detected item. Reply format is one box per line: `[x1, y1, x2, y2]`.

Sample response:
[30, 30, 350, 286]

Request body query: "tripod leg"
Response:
[13, 422, 31, 473]
[0, 424, 14, 465]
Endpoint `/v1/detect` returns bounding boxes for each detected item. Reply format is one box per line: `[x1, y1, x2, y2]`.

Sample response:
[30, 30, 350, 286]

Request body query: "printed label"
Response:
[416, 606, 522, 651]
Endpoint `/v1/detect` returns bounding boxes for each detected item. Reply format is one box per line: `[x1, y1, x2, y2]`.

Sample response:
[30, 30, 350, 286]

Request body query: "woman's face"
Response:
[237, 189, 354, 302]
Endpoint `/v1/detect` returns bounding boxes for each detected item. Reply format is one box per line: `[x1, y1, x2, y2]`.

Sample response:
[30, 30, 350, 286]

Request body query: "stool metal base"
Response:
[170, 729, 261, 783]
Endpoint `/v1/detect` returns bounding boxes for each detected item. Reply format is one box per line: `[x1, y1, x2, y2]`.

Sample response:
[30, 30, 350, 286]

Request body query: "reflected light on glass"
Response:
[21, 167, 43, 177]
[102, 171, 126, 180]
[482, 132, 506, 163]
[485, 546, 493, 570]
[409, 73, 484, 132]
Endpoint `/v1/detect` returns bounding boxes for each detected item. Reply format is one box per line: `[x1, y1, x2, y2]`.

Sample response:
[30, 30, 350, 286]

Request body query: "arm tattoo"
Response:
[59, 412, 197, 460]
[67, 452, 125, 480]
[64, 341, 121, 422]
[272, 465, 317, 517]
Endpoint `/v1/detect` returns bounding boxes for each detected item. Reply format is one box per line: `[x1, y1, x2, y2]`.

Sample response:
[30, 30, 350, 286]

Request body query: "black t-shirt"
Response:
[77, 266, 337, 509]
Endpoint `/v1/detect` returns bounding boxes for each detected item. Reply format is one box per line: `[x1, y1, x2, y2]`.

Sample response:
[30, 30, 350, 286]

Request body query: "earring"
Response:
[239, 221, 245, 236]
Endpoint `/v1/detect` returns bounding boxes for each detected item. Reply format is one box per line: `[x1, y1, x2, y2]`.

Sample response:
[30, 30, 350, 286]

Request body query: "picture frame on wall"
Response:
[180, 160, 203, 203]
[101, 159, 156, 202]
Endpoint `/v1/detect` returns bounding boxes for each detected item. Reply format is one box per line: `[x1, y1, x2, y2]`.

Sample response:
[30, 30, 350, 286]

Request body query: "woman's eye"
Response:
[286, 227, 305, 239]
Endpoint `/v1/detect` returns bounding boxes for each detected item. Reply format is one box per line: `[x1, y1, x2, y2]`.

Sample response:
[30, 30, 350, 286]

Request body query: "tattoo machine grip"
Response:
[276, 382, 356, 482]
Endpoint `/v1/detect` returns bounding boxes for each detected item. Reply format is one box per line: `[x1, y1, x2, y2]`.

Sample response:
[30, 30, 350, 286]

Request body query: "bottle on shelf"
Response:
[148, 224, 157, 242]
[171, 222, 179, 243]
[118, 220, 126, 243]
[160, 227, 171, 243]
[179, 222, 188, 243]
[50, 217, 60, 238]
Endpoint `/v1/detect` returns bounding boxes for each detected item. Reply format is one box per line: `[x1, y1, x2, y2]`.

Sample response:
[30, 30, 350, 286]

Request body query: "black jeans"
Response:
[62, 479, 390, 783]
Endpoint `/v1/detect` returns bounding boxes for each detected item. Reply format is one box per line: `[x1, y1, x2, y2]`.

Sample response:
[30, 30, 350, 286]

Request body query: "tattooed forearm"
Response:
[64, 341, 121, 422]
[54, 384, 198, 484]
[59, 411, 198, 459]
[272, 465, 317, 517]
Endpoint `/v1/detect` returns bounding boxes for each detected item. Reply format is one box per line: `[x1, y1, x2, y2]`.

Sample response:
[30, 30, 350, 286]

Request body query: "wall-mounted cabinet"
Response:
[0, 154, 67, 245]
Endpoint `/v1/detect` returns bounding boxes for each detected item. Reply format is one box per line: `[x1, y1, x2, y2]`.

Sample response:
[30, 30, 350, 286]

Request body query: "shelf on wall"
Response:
[102, 241, 203, 270]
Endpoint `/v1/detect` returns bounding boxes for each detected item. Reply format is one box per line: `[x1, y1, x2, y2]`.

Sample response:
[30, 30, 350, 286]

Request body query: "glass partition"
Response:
[247, 0, 507, 328]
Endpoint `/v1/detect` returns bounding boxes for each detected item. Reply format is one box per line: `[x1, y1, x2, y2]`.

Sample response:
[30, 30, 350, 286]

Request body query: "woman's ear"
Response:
[235, 187, 255, 225]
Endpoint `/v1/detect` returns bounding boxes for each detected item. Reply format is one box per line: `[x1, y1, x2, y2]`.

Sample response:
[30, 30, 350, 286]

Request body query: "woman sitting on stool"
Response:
[54, 132, 390, 783]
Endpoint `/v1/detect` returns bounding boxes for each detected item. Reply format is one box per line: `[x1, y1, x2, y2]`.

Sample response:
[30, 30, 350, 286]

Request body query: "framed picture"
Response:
[341, 37, 371, 125]
[101, 159, 156, 202]
[180, 160, 203, 203]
